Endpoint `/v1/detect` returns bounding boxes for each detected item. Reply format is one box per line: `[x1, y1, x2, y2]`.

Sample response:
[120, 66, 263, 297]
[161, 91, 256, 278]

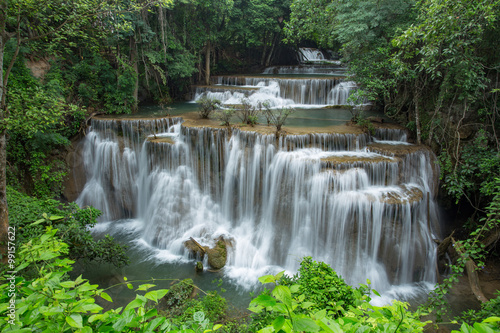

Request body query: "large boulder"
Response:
[206, 237, 228, 270]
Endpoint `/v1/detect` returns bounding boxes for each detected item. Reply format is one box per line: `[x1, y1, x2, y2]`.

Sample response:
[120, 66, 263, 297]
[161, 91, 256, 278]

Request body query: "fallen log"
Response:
[436, 230, 455, 259]
[189, 237, 206, 254]
[451, 237, 488, 303]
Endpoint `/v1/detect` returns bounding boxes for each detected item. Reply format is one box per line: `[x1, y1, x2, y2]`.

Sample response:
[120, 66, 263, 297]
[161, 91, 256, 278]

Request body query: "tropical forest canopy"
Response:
[1, 0, 500, 332]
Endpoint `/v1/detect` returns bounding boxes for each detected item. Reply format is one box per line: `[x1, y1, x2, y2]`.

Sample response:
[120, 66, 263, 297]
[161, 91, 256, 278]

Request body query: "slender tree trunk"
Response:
[129, 35, 139, 112]
[205, 40, 211, 86]
[265, 32, 280, 67]
[414, 85, 422, 144]
[260, 32, 268, 66]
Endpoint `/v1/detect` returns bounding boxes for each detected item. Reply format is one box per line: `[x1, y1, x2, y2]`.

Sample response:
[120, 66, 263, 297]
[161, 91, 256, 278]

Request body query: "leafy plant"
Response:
[7, 187, 129, 267]
[0, 227, 222, 333]
[236, 98, 260, 126]
[216, 107, 236, 127]
[249, 269, 429, 332]
[262, 103, 294, 134]
[197, 96, 222, 119]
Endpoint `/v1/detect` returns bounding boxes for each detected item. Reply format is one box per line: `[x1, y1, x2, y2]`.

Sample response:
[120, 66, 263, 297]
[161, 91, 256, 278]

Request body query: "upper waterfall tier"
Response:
[194, 76, 355, 107]
[74, 117, 439, 295]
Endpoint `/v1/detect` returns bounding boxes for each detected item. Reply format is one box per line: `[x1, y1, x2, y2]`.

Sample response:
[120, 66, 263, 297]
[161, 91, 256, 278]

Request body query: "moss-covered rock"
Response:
[206, 237, 228, 270]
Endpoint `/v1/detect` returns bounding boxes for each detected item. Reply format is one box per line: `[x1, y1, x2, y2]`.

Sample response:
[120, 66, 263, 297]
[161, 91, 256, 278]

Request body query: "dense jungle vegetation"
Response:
[1, 0, 500, 331]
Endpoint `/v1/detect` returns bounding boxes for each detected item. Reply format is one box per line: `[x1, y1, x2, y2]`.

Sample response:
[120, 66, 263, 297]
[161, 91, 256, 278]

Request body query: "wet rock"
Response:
[184, 236, 229, 270]
[184, 238, 207, 260]
[206, 237, 228, 270]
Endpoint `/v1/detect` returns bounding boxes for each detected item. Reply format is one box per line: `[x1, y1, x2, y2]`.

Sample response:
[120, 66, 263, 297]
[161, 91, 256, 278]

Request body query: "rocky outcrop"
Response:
[184, 236, 229, 270]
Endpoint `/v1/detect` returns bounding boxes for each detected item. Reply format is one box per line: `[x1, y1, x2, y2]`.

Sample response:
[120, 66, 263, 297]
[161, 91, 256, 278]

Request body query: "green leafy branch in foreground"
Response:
[0, 227, 221, 333]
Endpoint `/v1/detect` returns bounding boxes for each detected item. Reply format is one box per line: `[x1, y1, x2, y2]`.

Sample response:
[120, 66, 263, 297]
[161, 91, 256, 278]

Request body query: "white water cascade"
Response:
[193, 48, 356, 108]
[77, 116, 440, 301]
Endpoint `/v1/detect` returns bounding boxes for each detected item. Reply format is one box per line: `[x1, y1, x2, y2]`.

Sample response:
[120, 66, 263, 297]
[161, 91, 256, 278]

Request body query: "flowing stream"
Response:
[75, 50, 441, 305]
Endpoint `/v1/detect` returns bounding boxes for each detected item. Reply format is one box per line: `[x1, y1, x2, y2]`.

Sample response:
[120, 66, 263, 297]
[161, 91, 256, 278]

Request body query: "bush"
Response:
[280, 257, 366, 317]
[262, 102, 294, 133]
[215, 107, 236, 127]
[7, 187, 129, 268]
[197, 96, 222, 119]
[236, 98, 260, 126]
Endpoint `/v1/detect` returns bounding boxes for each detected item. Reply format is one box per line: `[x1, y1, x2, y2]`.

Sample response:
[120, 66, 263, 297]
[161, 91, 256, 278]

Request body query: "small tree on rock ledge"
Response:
[263, 102, 294, 134]
[197, 96, 222, 119]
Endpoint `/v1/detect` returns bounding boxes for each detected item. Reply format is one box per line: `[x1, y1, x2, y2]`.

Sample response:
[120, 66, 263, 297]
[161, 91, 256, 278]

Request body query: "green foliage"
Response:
[249, 269, 428, 332]
[422, 180, 500, 322]
[280, 257, 367, 316]
[7, 187, 129, 267]
[216, 107, 236, 127]
[284, 0, 338, 48]
[0, 227, 222, 332]
[439, 132, 500, 204]
[460, 292, 500, 329]
[451, 317, 500, 333]
[236, 98, 260, 126]
[197, 96, 222, 119]
[262, 103, 294, 133]
[1, 230, 497, 332]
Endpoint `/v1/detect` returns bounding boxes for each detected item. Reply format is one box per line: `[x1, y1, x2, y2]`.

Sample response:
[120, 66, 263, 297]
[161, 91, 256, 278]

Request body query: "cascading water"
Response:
[77, 115, 440, 301]
[193, 48, 357, 108]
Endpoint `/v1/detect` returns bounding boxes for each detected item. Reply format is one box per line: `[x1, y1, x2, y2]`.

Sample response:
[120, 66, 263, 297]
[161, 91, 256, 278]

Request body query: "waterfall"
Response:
[77, 118, 440, 297]
[194, 77, 357, 108]
[299, 47, 326, 62]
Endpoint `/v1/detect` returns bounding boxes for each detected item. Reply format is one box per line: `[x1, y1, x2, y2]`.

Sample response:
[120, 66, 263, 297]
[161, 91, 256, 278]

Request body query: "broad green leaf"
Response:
[124, 296, 146, 310]
[193, 311, 205, 323]
[30, 219, 46, 226]
[274, 271, 285, 281]
[137, 283, 156, 291]
[272, 285, 292, 308]
[251, 294, 277, 308]
[60, 281, 75, 288]
[258, 274, 276, 284]
[66, 314, 83, 329]
[100, 292, 113, 302]
[483, 317, 500, 323]
[318, 318, 342, 333]
[144, 289, 169, 303]
[273, 316, 285, 330]
[293, 317, 320, 332]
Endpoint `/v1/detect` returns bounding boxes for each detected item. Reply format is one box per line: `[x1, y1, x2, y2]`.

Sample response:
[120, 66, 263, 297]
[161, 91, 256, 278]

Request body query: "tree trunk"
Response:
[205, 40, 211, 86]
[265, 32, 280, 67]
[414, 85, 422, 144]
[129, 35, 139, 113]
[260, 32, 268, 66]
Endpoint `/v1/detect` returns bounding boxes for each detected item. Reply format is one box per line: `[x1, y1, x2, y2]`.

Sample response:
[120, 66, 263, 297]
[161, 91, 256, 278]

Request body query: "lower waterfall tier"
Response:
[72, 117, 440, 299]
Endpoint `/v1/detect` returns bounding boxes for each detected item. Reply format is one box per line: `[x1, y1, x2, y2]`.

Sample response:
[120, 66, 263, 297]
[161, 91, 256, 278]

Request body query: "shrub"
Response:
[262, 102, 294, 132]
[237, 98, 260, 126]
[7, 187, 129, 268]
[197, 96, 222, 119]
[215, 107, 236, 127]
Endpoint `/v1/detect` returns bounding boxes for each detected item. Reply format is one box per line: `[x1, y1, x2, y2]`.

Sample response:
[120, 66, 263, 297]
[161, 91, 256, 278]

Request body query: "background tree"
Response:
[0, 0, 173, 261]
